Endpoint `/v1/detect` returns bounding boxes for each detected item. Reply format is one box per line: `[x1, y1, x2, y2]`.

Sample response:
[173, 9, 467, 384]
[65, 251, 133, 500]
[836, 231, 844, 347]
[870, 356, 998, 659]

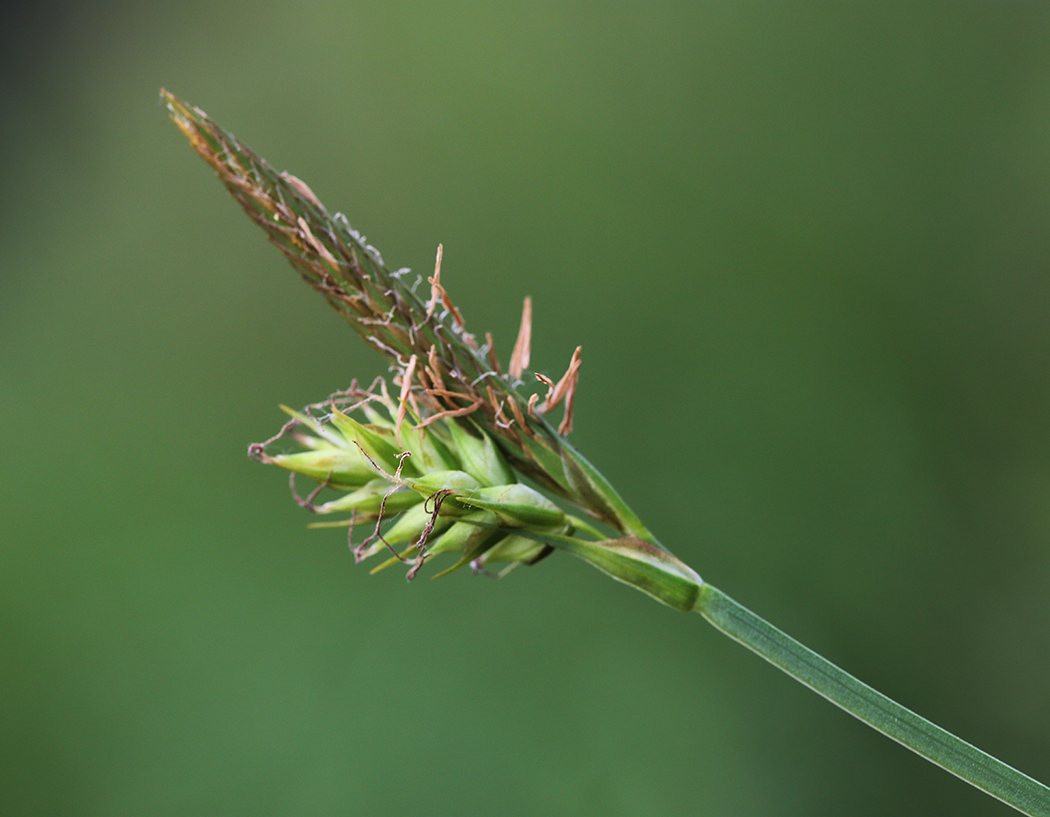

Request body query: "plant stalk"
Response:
[696, 584, 1050, 816]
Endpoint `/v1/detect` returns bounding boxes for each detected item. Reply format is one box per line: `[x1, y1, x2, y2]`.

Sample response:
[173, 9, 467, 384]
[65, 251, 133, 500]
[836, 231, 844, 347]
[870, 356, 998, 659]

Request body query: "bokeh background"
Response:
[3, 2, 1050, 814]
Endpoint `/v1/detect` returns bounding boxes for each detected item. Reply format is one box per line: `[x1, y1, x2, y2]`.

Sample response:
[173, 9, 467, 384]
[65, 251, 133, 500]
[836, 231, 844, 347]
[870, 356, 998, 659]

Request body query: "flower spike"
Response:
[167, 90, 1050, 815]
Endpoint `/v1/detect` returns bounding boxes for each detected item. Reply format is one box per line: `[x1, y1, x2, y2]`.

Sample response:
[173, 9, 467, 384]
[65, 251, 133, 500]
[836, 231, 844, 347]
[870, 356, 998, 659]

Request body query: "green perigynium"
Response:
[165, 90, 1050, 815]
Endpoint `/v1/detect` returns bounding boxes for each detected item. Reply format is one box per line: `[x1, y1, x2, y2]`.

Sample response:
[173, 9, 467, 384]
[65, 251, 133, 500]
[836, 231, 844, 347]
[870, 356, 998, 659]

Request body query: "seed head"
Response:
[162, 90, 597, 514]
[166, 90, 700, 606]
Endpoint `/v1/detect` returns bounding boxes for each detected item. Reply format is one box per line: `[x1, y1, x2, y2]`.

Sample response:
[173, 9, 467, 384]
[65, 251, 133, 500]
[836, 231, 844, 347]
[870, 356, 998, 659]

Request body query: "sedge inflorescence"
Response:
[165, 89, 701, 607]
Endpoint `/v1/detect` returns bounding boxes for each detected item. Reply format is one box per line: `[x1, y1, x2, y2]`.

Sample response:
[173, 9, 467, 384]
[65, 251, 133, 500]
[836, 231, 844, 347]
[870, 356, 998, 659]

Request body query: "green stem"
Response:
[696, 584, 1050, 816]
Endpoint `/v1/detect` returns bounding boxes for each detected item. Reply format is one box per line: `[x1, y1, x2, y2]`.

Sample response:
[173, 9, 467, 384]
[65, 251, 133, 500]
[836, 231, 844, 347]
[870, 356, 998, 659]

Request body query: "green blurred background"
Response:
[3, 2, 1050, 814]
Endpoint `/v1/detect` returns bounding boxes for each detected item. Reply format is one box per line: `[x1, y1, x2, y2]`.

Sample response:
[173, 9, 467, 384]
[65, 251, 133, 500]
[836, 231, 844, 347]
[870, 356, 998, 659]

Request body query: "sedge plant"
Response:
[162, 89, 1050, 815]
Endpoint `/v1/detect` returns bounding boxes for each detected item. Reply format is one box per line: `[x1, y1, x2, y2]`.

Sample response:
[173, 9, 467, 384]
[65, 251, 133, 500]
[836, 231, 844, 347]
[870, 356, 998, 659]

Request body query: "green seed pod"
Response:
[327, 407, 413, 477]
[382, 503, 454, 546]
[316, 479, 422, 515]
[458, 483, 566, 530]
[424, 510, 500, 558]
[267, 448, 379, 489]
[397, 423, 460, 474]
[476, 533, 551, 566]
[404, 470, 483, 507]
[355, 504, 457, 565]
[291, 433, 337, 452]
[444, 420, 515, 487]
[427, 511, 509, 578]
[278, 405, 347, 448]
